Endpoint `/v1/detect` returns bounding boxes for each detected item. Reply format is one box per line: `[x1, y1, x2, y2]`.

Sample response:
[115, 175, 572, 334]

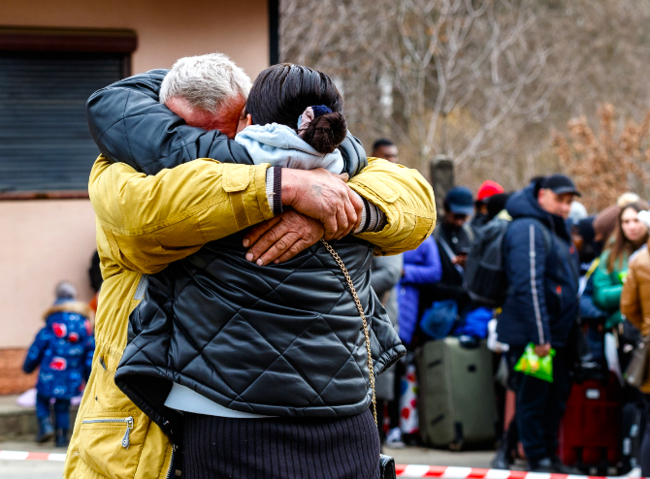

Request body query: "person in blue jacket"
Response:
[497, 175, 581, 473]
[397, 235, 443, 347]
[23, 282, 94, 447]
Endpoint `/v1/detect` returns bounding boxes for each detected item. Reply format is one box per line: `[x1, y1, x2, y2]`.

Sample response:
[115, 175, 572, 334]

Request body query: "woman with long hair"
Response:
[620, 208, 650, 476]
[593, 200, 649, 329]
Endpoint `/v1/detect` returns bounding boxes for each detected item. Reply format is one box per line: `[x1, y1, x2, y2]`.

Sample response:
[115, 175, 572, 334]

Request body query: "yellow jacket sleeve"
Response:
[89, 155, 274, 274]
[349, 158, 436, 256]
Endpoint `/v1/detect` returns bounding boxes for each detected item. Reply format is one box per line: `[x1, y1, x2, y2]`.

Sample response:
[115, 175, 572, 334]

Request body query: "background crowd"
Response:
[370, 138, 650, 475]
[19, 133, 650, 475]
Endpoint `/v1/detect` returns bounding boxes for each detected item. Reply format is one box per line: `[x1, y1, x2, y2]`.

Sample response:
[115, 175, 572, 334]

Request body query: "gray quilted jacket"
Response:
[87, 71, 406, 439]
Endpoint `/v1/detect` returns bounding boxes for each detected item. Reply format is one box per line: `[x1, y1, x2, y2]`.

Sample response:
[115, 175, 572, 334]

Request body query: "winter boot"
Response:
[529, 457, 555, 472]
[385, 427, 406, 448]
[55, 428, 69, 448]
[550, 455, 582, 474]
[491, 439, 514, 470]
[35, 416, 54, 443]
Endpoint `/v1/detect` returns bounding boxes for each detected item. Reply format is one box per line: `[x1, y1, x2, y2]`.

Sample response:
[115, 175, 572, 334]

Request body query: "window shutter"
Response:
[0, 52, 123, 192]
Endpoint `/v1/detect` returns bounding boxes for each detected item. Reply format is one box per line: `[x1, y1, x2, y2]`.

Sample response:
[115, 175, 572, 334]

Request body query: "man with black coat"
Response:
[497, 175, 581, 473]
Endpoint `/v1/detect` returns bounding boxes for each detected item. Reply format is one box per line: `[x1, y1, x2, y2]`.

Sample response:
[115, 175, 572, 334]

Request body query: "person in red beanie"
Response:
[470, 180, 505, 234]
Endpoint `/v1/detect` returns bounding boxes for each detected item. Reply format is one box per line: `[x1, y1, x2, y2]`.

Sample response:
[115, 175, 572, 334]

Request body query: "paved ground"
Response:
[386, 445, 494, 468]
[0, 439, 495, 479]
[0, 441, 66, 479]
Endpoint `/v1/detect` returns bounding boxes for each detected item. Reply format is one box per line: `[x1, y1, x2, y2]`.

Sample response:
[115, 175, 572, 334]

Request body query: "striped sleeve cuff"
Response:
[265, 167, 283, 216]
[265, 170, 385, 232]
[352, 192, 386, 233]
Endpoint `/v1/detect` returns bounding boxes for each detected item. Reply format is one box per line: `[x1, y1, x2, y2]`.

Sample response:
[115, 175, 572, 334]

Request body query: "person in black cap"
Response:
[416, 187, 475, 346]
[494, 174, 581, 473]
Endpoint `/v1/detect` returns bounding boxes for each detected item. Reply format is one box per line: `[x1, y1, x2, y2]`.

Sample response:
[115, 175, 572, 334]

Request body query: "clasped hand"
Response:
[243, 168, 364, 266]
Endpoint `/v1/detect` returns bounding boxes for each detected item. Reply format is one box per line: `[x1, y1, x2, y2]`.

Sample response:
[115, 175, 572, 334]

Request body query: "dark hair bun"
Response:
[301, 112, 347, 154]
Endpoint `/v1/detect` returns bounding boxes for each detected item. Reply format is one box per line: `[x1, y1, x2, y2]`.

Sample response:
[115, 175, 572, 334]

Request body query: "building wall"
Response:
[0, 200, 97, 349]
[0, 0, 269, 393]
[1, 0, 270, 76]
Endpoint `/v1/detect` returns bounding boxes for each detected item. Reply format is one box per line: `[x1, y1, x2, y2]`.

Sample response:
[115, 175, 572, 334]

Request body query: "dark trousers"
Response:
[507, 346, 572, 463]
[35, 393, 70, 430]
[375, 361, 403, 439]
[376, 399, 399, 440]
[641, 394, 650, 476]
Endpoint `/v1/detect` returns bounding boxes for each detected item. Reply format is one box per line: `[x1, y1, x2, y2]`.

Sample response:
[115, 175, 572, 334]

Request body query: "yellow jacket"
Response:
[64, 156, 435, 479]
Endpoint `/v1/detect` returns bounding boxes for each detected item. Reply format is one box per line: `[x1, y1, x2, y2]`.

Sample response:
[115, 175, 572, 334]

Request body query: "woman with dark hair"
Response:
[231, 64, 350, 174]
[593, 200, 650, 329]
[621, 211, 650, 476]
[113, 63, 403, 479]
[244, 63, 344, 149]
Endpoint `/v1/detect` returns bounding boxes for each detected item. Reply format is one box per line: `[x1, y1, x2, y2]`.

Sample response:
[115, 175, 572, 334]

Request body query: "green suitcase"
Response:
[417, 338, 497, 449]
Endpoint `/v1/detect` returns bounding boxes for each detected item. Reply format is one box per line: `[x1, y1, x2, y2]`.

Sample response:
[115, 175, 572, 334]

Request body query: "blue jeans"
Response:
[36, 393, 71, 430]
[507, 346, 572, 463]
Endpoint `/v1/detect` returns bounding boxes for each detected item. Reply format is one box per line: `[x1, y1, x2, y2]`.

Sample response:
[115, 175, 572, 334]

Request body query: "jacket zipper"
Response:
[81, 417, 133, 448]
[165, 444, 178, 479]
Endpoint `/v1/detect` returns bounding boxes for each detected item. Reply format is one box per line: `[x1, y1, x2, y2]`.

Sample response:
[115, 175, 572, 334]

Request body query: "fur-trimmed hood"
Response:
[43, 301, 93, 322]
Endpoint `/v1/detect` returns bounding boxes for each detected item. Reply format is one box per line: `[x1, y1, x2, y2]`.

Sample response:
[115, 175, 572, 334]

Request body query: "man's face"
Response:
[444, 210, 468, 229]
[537, 188, 574, 219]
[166, 95, 247, 139]
[372, 145, 399, 163]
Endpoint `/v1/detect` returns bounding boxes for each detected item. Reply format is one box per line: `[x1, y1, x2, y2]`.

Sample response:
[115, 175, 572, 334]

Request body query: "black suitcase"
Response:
[620, 400, 647, 473]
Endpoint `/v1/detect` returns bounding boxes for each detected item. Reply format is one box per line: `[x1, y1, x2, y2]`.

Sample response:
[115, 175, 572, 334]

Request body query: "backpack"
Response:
[463, 217, 551, 308]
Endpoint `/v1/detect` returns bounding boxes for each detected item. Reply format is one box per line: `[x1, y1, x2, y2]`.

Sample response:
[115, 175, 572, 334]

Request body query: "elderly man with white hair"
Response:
[64, 54, 436, 479]
[160, 54, 251, 138]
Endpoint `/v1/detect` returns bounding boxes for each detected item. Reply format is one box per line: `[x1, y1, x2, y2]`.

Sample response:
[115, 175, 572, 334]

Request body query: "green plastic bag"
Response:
[514, 343, 555, 382]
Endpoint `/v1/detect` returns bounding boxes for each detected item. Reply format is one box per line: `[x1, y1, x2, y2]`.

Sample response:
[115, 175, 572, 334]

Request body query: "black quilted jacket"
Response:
[86, 71, 405, 439]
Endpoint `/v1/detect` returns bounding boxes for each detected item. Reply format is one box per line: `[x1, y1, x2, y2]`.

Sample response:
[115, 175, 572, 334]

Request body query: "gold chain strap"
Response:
[320, 239, 377, 427]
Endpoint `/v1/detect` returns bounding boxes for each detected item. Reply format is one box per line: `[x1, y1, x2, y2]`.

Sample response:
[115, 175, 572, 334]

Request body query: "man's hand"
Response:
[452, 253, 467, 268]
[280, 168, 363, 240]
[243, 209, 325, 266]
[534, 343, 552, 358]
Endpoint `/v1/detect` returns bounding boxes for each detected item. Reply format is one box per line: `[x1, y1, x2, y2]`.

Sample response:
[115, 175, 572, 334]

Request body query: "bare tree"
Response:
[281, 0, 650, 197]
[554, 104, 650, 212]
[282, 1, 568, 173]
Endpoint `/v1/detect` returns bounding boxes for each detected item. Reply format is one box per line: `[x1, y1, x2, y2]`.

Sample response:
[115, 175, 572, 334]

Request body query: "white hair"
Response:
[160, 53, 252, 112]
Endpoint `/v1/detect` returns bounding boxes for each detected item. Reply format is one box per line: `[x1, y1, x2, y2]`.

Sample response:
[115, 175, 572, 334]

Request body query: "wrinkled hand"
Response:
[243, 209, 325, 266]
[534, 343, 551, 358]
[281, 168, 363, 240]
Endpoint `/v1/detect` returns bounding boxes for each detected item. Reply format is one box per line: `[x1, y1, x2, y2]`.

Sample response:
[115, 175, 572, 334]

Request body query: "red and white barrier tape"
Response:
[395, 465, 644, 479]
[0, 452, 644, 479]
[0, 450, 66, 462]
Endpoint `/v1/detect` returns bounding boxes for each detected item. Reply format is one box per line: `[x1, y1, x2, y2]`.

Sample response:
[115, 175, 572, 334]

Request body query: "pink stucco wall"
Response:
[0, 200, 97, 348]
[0, 0, 269, 349]
[1, 0, 270, 78]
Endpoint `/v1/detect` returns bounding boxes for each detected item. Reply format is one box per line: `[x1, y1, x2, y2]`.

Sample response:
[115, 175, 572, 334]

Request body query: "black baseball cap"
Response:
[444, 186, 474, 216]
[541, 174, 581, 197]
